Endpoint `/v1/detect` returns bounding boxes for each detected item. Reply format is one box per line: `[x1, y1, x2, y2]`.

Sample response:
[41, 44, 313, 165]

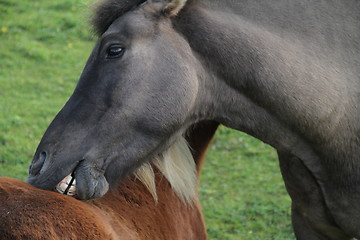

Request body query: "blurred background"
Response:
[0, 0, 293, 239]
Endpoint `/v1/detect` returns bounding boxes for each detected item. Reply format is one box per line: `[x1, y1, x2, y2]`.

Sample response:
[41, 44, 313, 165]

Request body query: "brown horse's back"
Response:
[0, 177, 120, 239]
[0, 177, 207, 240]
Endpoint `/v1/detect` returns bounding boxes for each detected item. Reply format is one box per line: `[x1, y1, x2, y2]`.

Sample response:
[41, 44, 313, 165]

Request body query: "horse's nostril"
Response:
[29, 151, 48, 175]
[39, 151, 47, 163]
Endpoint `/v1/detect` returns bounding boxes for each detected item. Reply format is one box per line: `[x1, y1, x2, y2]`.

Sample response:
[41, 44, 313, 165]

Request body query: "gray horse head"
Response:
[27, 0, 203, 200]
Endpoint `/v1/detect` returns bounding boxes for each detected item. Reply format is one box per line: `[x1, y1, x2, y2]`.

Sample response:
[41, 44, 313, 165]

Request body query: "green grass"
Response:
[0, 0, 294, 239]
[200, 128, 293, 239]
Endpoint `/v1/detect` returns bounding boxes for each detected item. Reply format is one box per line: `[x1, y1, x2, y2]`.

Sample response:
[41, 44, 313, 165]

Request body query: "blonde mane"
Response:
[133, 137, 197, 204]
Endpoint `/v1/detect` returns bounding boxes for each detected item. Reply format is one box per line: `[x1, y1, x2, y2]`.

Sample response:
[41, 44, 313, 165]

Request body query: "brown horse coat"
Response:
[0, 176, 205, 240]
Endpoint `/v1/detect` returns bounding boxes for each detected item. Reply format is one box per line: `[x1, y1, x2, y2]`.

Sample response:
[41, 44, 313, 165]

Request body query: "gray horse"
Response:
[27, 0, 360, 239]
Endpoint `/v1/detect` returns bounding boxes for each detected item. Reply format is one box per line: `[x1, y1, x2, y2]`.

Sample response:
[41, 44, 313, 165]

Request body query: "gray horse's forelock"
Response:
[92, 0, 190, 35]
[133, 137, 197, 204]
[92, 0, 146, 35]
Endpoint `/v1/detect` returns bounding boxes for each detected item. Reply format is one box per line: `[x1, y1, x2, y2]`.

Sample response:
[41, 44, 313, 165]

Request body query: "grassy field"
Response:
[0, 0, 294, 239]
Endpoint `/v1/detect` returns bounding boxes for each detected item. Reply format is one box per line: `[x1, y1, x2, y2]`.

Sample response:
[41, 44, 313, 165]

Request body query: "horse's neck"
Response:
[177, 3, 360, 179]
[90, 172, 207, 239]
[177, 5, 319, 156]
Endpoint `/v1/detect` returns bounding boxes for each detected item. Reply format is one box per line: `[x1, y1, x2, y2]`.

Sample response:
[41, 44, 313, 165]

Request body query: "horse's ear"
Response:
[162, 0, 187, 16]
[146, 0, 188, 17]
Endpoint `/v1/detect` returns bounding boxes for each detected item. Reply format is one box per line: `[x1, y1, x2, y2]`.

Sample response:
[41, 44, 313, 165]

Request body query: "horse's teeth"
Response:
[55, 174, 76, 196]
[65, 175, 72, 185]
[57, 183, 68, 193]
[67, 185, 76, 196]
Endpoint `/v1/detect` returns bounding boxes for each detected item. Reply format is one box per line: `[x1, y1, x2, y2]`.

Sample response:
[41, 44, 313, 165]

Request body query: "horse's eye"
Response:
[106, 45, 125, 59]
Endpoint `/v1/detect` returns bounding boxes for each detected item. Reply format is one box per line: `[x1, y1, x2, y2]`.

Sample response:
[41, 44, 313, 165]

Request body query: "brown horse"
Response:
[0, 122, 218, 240]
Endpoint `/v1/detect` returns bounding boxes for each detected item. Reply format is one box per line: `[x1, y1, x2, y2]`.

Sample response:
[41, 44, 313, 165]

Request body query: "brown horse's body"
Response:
[0, 122, 218, 240]
[0, 176, 204, 240]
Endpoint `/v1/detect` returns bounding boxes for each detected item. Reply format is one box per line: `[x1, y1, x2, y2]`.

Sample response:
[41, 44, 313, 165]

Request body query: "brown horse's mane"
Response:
[92, 0, 147, 35]
[134, 137, 197, 204]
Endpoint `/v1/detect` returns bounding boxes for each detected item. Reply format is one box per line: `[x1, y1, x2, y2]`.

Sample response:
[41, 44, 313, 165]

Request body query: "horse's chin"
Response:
[54, 161, 110, 200]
